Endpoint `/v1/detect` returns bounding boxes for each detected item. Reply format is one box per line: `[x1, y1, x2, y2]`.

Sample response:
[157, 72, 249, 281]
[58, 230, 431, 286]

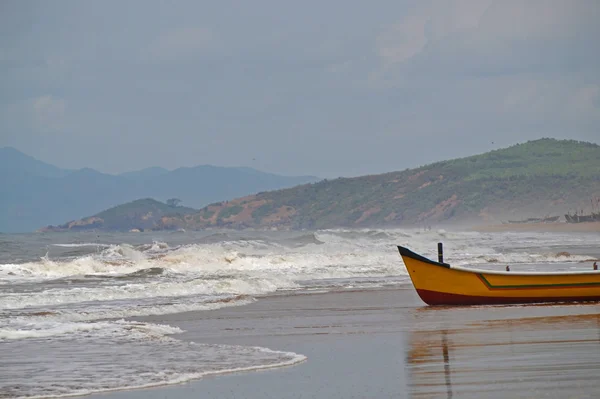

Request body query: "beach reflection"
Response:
[407, 312, 600, 398]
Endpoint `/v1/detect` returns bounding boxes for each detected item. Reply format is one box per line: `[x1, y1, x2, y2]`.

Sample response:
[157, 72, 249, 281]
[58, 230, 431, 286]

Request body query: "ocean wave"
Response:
[197, 232, 231, 243]
[278, 232, 324, 247]
[1, 319, 306, 398]
[0, 319, 184, 341]
[52, 243, 111, 248]
[0, 275, 282, 310]
[1, 297, 253, 340]
[3, 229, 598, 286]
[101, 243, 147, 261]
[319, 229, 394, 241]
[134, 241, 170, 253]
[123, 266, 166, 278]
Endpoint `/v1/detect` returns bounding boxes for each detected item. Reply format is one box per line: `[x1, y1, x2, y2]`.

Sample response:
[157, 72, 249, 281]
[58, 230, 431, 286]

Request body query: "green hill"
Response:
[43, 139, 600, 231]
[154, 138, 600, 230]
[39, 198, 197, 232]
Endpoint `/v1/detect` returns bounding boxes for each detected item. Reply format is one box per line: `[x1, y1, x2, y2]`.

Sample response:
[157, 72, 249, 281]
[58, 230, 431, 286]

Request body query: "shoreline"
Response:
[30, 220, 600, 236]
[470, 221, 600, 233]
[88, 287, 600, 399]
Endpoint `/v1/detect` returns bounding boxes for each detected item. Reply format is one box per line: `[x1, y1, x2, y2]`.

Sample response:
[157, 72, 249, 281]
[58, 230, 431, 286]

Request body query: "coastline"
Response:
[87, 287, 600, 399]
[470, 221, 600, 233]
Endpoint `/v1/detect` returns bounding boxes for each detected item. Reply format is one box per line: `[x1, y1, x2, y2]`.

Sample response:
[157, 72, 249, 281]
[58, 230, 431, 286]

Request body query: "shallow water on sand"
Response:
[83, 289, 600, 399]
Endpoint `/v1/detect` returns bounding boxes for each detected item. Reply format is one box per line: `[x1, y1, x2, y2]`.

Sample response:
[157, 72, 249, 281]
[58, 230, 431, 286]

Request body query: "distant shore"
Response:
[471, 221, 600, 233]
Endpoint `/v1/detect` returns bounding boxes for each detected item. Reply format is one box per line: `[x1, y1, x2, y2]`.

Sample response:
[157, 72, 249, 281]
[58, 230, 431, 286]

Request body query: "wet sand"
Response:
[87, 286, 600, 399]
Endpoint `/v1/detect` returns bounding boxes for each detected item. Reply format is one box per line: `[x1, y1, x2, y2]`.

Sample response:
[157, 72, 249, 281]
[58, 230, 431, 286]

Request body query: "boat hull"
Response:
[398, 246, 600, 306]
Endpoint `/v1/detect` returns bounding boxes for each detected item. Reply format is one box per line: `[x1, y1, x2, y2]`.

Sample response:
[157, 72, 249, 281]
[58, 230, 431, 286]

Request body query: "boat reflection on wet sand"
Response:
[407, 312, 600, 398]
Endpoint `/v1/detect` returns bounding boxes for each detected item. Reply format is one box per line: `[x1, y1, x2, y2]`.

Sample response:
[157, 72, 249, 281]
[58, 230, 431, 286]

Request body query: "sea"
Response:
[1, 228, 599, 398]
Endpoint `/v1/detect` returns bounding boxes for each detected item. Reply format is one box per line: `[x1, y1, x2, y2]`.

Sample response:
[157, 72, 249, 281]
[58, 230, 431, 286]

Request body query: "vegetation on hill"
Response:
[39, 199, 197, 232]
[160, 139, 600, 230]
[43, 139, 600, 231]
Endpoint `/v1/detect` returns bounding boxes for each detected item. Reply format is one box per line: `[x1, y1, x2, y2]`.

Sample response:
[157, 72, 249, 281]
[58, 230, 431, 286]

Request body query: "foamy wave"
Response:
[2, 236, 403, 280]
[0, 243, 173, 280]
[278, 232, 324, 247]
[2, 320, 306, 399]
[3, 296, 254, 339]
[8, 351, 306, 399]
[0, 275, 282, 310]
[0, 256, 147, 279]
[102, 243, 147, 261]
[0, 319, 184, 341]
[0, 321, 108, 340]
[52, 243, 110, 248]
[319, 229, 395, 241]
[135, 241, 170, 253]
[3, 229, 598, 316]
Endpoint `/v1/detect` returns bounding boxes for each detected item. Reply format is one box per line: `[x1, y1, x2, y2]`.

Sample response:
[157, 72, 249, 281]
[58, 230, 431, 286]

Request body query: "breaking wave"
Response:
[1, 319, 305, 398]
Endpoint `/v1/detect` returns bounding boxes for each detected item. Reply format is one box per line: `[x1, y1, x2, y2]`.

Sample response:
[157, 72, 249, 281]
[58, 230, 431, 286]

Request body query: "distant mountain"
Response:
[0, 147, 320, 232]
[119, 167, 170, 180]
[0, 147, 72, 178]
[39, 198, 197, 232]
[90, 138, 598, 231]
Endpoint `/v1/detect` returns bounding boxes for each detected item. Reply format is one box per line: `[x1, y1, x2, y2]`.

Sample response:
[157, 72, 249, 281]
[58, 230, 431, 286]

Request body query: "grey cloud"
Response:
[374, 0, 600, 82]
[0, 0, 598, 178]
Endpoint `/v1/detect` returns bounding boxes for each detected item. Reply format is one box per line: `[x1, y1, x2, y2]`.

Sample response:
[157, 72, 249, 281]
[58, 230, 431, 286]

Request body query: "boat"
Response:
[397, 244, 600, 306]
[565, 212, 600, 223]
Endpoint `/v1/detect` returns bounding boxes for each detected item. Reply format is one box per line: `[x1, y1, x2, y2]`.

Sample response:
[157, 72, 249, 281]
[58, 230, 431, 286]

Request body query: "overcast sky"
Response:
[1, 0, 598, 178]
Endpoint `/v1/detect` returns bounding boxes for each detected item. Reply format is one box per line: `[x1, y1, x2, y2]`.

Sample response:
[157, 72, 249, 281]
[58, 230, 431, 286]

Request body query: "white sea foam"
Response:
[1, 319, 306, 399]
[0, 276, 282, 310]
[0, 319, 184, 341]
[0, 239, 401, 280]
[52, 243, 111, 248]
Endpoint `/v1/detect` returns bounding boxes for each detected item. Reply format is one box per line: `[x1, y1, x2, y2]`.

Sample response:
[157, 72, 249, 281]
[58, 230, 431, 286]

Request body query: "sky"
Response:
[1, 0, 599, 178]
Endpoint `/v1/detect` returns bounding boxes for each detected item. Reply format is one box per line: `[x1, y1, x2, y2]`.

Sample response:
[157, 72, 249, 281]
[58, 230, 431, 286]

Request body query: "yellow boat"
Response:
[398, 244, 600, 306]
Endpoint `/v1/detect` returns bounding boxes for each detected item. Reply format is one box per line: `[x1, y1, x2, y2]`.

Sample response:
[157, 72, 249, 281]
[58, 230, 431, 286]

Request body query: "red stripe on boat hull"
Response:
[416, 289, 600, 306]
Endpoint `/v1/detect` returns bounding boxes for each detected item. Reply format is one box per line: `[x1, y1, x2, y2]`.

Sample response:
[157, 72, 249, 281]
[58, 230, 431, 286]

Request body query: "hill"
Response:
[0, 147, 320, 233]
[39, 199, 197, 232]
[143, 138, 600, 230]
[119, 167, 170, 180]
[0, 147, 73, 178]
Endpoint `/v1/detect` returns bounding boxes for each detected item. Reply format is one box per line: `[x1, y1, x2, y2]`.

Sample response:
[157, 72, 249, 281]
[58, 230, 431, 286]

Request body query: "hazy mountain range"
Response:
[0, 147, 319, 233]
[39, 138, 600, 233]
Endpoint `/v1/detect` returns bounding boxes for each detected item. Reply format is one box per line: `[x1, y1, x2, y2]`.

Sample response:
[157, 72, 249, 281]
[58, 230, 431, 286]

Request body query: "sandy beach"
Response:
[86, 286, 600, 399]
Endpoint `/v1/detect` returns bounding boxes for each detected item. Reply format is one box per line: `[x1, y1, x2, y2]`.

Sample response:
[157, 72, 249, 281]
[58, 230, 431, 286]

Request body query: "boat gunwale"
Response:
[397, 245, 600, 276]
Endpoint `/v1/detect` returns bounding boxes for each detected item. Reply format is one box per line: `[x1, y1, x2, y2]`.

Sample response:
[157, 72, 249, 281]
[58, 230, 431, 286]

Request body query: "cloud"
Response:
[366, 0, 600, 142]
[144, 27, 214, 62]
[373, 0, 600, 83]
[32, 95, 66, 131]
[376, 14, 429, 67]
[375, 0, 492, 67]
[0, 1, 597, 177]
